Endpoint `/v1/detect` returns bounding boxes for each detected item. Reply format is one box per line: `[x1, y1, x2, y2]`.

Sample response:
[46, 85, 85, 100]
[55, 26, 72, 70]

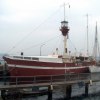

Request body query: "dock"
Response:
[0, 72, 100, 99]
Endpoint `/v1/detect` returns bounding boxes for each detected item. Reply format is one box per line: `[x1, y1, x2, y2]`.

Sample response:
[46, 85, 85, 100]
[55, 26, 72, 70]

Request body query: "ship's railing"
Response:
[0, 73, 94, 85]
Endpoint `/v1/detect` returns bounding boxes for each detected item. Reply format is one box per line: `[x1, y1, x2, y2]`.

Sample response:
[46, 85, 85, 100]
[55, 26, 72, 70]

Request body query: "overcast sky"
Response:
[0, 0, 100, 56]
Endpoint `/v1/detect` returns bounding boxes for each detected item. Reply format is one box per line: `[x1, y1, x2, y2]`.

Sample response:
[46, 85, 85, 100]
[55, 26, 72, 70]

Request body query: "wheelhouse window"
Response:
[32, 57, 39, 60]
[13, 56, 23, 59]
[24, 57, 31, 60]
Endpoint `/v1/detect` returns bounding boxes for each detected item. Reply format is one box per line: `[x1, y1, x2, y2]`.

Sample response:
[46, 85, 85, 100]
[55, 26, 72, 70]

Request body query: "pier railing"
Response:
[0, 72, 100, 90]
[0, 73, 92, 85]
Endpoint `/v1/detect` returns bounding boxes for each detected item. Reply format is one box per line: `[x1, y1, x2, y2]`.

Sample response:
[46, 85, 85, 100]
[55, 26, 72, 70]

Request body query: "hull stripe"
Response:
[8, 64, 89, 70]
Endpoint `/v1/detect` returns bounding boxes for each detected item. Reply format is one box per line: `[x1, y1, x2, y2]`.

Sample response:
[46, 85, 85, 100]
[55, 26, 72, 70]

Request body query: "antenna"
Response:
[64, 3, 65, 21]
[86, 14, 89, 56]
[63, 3, 70, 21]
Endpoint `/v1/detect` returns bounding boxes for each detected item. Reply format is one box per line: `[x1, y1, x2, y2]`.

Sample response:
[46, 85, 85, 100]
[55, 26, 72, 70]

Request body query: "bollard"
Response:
[89, 80, 92, 86]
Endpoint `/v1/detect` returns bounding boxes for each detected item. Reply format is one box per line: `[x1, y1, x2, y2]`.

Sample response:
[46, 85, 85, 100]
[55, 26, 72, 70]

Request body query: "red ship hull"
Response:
[8, 67, 89, 76]
[3, 56, 95, 77]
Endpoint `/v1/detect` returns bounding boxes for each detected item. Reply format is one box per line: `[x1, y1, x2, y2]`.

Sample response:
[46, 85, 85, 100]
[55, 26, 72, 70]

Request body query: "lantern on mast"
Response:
[60, 20, 69, 36]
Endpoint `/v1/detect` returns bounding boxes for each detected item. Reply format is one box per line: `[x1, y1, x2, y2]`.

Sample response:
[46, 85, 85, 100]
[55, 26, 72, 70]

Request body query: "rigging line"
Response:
[68, 38, 77, 52]
[7, 7, 61, 54]
[18, 34, 61, 52]
[50, 35, 62, 54]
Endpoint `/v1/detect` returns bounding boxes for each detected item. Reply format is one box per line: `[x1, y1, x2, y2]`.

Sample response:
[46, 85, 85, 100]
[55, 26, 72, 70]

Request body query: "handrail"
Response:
[0, 73, 92, 85]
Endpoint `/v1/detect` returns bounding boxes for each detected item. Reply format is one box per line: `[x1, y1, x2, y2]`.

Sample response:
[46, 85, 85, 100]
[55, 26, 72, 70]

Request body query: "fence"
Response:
[0, 73, 92, 85]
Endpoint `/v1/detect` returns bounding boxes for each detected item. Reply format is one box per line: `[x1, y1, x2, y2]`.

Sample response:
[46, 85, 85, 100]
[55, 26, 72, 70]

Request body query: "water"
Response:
[7, 82, 100, 100]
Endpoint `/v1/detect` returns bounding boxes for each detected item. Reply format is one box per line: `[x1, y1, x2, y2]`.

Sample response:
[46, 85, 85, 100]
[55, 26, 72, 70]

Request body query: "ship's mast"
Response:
[60, 3, 70, 58]
[86, 14, 89, 56]
[93, 22, 100, 60]
[64, 3, 66, 21]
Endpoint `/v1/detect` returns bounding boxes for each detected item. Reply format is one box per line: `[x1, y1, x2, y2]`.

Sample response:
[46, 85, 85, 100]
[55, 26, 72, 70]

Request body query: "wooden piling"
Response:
[65, 85, 72, 99]
[85, 83, 89, 97]
[1, 90, 6, 100]
[48, 85, 53, 100]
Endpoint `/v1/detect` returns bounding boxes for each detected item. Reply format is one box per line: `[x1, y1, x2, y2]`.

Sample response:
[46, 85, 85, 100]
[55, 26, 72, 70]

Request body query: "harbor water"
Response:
[22, 83, 100, 100]
[1, 82, 100, 100]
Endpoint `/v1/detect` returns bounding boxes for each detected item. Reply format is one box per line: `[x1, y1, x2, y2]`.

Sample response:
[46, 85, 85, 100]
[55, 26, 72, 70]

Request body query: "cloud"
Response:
[0, 0, 56, 23]
[0, 12, 34, 23]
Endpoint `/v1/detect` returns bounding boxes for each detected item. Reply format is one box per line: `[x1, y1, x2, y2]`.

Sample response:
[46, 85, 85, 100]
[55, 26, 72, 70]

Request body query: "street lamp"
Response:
[40, 44, 45, 56]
